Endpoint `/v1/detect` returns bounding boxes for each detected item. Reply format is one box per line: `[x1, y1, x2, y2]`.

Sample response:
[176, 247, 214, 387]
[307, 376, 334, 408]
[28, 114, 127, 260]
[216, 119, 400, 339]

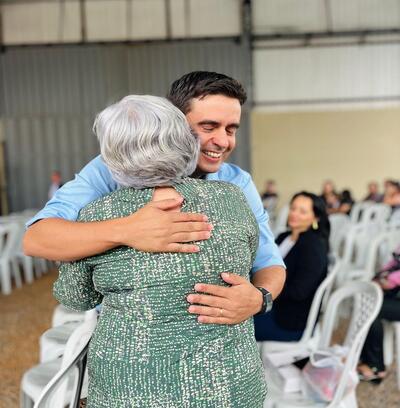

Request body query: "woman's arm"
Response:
[53, 259, 103, 312]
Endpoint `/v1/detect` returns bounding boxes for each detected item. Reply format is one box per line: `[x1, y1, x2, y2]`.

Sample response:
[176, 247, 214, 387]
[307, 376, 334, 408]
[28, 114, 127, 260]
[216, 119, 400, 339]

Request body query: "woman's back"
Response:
[54, 178, 266, 407]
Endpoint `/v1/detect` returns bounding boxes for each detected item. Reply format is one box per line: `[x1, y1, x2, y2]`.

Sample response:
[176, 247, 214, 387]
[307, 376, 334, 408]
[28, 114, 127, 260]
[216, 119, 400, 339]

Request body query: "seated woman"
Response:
[254, 192, 329, 341]
[383, 180, 400, 211]
[53, 95, 266, 407]
[358, 247, 400, 384]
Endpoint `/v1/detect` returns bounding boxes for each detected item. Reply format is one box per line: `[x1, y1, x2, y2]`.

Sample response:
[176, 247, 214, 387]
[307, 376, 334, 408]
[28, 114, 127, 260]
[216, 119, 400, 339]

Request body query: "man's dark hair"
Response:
[167, 71, 247, 114]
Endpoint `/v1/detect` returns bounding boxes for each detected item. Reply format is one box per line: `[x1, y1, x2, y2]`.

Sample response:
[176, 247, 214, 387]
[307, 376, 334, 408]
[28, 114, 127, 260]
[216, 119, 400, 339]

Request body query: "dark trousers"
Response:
[360, 294, 400, 372]
[254, 309, 303, 342]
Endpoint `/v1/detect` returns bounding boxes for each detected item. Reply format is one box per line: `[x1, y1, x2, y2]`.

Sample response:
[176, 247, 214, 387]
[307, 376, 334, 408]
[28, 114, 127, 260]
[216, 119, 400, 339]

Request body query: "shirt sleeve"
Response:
[53, 260, 103, 311]
[26, 156, 117, 227]
[239, 174, 285, 274]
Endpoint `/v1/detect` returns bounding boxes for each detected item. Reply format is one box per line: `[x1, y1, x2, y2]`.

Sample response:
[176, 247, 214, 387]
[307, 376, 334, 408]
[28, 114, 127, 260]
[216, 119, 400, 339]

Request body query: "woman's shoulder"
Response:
[186, 178, 243, 193]
[296, 230, 328, 256]
[78, 188, 151, 222]
[276, 231, 291, 244]
[180, 178, 247, 203]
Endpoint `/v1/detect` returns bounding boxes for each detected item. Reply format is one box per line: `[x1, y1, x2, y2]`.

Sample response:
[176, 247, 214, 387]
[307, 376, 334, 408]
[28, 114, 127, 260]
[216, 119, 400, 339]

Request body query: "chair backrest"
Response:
[389, 209, 400, 224]
[350, 201, 373, 224]
[0, 222, 20, 259]
[328, 214, 351, 255]
[361, 231, 399, 281]
[317, 281, 383, 406]
[360, 203, 391, 225]
[34, 310, 97, 408]
[299, 261, 341, 344]
[273, 204, 289, 237]
[338, 220, 385, 277]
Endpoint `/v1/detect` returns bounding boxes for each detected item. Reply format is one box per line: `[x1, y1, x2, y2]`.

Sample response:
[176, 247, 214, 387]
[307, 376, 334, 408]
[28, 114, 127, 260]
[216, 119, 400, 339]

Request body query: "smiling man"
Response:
[24, 71, 285, 325]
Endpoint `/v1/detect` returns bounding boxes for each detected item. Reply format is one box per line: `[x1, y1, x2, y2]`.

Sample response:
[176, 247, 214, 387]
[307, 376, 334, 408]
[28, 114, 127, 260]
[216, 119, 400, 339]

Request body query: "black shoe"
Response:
[358, 366, 385, 385]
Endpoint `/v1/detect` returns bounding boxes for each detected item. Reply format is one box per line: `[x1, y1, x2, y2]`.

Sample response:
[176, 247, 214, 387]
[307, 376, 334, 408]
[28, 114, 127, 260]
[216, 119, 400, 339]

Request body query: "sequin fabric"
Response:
[54, 178, 267, 408]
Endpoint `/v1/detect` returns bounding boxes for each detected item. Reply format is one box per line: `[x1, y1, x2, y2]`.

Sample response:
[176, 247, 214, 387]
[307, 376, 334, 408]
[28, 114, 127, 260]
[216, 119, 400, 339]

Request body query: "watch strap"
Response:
[255, 287, 273, 316]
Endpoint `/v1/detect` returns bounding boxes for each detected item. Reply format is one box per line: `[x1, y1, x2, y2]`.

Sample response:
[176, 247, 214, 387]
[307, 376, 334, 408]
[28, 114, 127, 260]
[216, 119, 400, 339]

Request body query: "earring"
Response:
[312, 220, 319, 230]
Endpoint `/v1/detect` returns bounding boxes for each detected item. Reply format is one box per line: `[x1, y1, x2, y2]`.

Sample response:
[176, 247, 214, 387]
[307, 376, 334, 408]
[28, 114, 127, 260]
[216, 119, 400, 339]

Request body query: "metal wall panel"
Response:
[0, 39, 251, 211]
[254, 43, 400, 106]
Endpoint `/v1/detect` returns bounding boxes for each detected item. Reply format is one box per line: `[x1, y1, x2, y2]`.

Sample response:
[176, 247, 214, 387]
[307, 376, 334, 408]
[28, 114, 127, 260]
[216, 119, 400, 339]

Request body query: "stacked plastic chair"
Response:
[20, 309, 97, 408]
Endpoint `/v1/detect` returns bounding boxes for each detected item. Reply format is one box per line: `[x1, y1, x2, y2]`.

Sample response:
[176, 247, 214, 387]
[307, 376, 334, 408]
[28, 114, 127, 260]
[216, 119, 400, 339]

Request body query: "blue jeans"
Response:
[254, 310, 303, 342]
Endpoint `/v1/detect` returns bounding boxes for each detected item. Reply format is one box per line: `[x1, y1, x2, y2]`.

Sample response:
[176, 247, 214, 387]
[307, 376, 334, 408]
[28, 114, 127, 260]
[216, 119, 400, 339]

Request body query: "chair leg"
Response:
[33, 258, 42, 278]
[11, 259, 22, 288]
[39, 258, 48, 274]
[341, 391, 358, 408]
[383, 322, 394, 366]
[395, 324, 400, 391]
[19, 390, 34, 408]
[22, 256, 34, 284]
[0, 260, 12, 295]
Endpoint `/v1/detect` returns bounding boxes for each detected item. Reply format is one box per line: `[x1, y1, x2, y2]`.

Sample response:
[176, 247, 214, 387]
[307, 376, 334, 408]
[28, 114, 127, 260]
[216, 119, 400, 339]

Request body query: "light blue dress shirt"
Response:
[28, 155, 284, 274]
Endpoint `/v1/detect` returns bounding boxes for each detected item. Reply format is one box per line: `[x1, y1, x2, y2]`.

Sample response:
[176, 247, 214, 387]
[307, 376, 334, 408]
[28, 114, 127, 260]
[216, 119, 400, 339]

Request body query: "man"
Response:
[24, 71, 285, 325]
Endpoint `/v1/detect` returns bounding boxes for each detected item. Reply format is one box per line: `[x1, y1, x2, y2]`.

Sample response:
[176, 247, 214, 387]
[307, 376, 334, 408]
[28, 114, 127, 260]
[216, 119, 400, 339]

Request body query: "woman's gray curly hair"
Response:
[93, 95, 199, 188]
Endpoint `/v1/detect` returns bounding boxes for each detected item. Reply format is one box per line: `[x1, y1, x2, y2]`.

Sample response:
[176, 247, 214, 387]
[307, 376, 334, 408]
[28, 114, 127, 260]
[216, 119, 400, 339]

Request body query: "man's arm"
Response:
[187, 266, 285, 324]
[24, 199, 211, 262]
[189, 166, 286, 324]
[24, 156, 212, 261]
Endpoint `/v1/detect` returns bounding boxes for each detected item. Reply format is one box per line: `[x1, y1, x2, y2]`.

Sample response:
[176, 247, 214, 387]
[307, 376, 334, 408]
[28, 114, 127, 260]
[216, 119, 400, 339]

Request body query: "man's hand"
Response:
[186, 272, 263, 325]
[113, 197, 213, 253]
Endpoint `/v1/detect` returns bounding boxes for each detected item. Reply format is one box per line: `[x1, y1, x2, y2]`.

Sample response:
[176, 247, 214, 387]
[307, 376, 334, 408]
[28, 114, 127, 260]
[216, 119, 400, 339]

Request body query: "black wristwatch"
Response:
[255, 287, 273, 315]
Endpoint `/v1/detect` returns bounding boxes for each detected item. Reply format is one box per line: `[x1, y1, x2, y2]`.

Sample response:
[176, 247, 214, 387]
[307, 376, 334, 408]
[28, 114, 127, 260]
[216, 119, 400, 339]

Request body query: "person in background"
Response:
[383, 180, 400, 210]
[261, 179, 279, 222]
[358, 246, 400, 384]
[337, 189, 355, 215]
[320, 180, 340, 214]
[48, 170, 63, 199]
[363, 181, 383, 203]
[254, 191, 329, 341]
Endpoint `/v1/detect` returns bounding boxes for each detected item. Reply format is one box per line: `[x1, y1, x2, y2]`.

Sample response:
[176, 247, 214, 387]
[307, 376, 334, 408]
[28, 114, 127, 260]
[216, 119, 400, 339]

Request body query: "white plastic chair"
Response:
[273, 204, 289, 237]
[20, 309, 97, 408]
[359, 204, 391, 226]
[265, 281, 383, 408]
[40, 310, 97, 363]
[345, 230, 398, 283]
[335, 220, 386, 286]
[349, 201, 373, 224]
[393, 322, 400, 390]
[389, 209, 400, 226]
[260, 261, 341, 357]
[0, 222, 22, 294]
[52, 304, 86, 328]
[382, 320, 400, 390]
[13, 216, 35, 284]
[328, 214, 351, 257]
[0, 214, 37, 284]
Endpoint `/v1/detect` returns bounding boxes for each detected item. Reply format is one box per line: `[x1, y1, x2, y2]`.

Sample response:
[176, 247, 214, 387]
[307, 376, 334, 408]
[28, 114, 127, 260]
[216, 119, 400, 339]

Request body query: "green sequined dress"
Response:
[53, 178, 267, 408]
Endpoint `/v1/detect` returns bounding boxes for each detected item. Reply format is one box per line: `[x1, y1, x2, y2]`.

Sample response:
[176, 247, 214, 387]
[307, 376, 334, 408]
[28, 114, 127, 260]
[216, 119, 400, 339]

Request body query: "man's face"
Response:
[185, 94, 241, 175]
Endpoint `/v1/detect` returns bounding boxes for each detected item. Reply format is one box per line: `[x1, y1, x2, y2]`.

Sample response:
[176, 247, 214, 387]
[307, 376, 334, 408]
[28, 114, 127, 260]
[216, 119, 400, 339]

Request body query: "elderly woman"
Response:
[53, 95, 266, 407]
